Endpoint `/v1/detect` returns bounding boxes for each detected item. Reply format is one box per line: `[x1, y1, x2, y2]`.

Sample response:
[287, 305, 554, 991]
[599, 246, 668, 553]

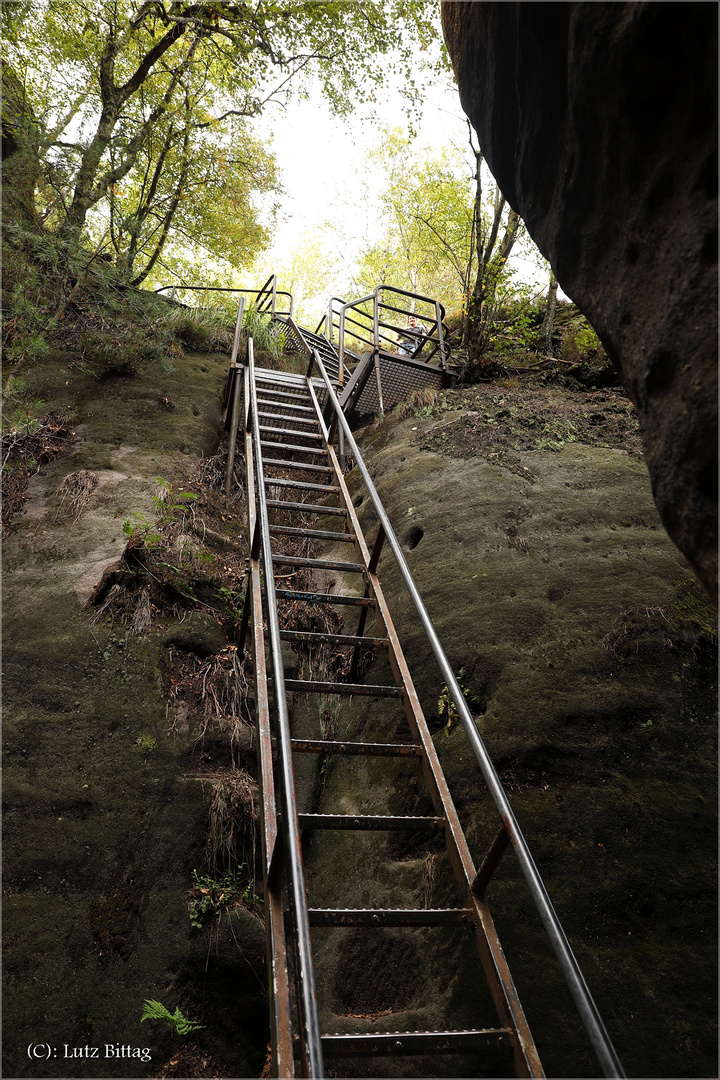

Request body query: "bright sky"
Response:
[249, 64, 554, 321]
[259, 74, 469, 260]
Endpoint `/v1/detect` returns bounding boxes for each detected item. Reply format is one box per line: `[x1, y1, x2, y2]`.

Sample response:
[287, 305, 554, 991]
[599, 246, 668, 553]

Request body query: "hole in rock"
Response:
[405, 525, 424, 550]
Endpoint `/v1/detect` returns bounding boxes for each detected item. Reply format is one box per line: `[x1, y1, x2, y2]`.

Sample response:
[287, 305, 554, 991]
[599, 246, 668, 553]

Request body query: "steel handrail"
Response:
[153, 283, 293, 319]
[308, 345, 625, 1080]
[338, 286, 450, 379]
[248, 338, 324, 1077]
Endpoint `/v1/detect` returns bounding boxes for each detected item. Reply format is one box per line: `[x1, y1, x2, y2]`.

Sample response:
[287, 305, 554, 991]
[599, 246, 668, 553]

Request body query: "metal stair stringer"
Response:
[238, 341, 545, 1078]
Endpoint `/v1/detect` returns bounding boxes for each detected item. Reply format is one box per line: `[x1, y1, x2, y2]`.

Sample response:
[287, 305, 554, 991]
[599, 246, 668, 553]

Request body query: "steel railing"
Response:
[336, 285, 449, 385]
[154, 278, 293, 319]
[305, 345, 625, 1080]
[245, 336, 324, 1077]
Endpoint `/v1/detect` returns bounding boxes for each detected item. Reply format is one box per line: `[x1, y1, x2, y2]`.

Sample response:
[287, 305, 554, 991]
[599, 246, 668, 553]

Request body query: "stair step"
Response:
[257, 398, 314, 414]
[270, 524, 355, 542]
[320, 1030, 509, 1057]
[298, 814, 445, 831]
[259, 424, 323, 442]
[283, 678, 401, 697]
[267, 499, 345, 516]
[263, 458, 334, 475]
[260, 440, 328, 456]
[265, 478, 339, 494]
[280, 630, 386, 647]
[255, 383, 310, 403]
[308, 908, 473, 926]
[289, 738, 419, 756]
[258, 410, 318, 427]
[271, 554, 364, 573]
[275, 588, 369, 606]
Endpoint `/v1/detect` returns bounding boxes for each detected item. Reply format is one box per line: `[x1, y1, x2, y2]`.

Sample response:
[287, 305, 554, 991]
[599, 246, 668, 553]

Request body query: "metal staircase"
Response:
[220, 292, 626, 1079]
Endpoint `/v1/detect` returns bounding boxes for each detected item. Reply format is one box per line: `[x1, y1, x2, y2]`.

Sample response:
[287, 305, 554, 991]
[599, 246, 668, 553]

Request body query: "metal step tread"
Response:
[289, 738, 419, 756]
[259, 424, 323, 441]
[260, 440, 328, 456]
[265, 478, 340, 493]
[255, 382, 309, 399]
[264, 458, 333, 475]
[298, 814, 445, 831]
[271, 524, 355, 542]
[319, 1029, 509, 1056]
[257, 398, 314, 414]
[267, 498, 345, 516]
[283, 678, 401, 697]
[308, 908, 473, 926]
[280, 630, 386, 647]
[258, 410, 318, 427]
[275, 589, 369, 606]
[271, 554, 364, 572]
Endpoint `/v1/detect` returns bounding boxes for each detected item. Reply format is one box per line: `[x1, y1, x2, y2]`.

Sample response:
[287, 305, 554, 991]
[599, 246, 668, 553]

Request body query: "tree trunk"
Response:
[539, 270, 558, 355]
[466, 204, 521, 362]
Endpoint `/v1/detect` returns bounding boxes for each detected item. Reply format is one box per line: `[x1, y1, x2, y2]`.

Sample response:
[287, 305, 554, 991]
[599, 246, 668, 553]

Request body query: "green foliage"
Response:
[215, 586, 244, 618]
[243, 306, 285, 361]
[156, 305, 233, 353]
[2, 270, 55, 380]
[560, 319, 604, 363]
[187, 864, 262, 929]
[140, 1000, 204, 1037]
[437, 667, 476, 735]
[352, 130, 474, 310]
[122, 479, 198, 549]
[5, 1, 444, 286]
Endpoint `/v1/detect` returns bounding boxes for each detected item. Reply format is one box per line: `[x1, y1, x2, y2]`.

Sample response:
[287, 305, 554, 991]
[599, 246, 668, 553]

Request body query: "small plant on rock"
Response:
[140, 1000, 204, 1036]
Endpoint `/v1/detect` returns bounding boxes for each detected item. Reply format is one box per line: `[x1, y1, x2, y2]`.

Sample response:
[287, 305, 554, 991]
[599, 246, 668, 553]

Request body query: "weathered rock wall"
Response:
[2, 352, 267, 1078]
[441, 1, 718, 600]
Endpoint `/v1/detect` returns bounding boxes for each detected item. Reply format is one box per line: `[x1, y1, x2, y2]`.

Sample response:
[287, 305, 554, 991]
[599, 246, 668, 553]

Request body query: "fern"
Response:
[140, 999, 204, 1036]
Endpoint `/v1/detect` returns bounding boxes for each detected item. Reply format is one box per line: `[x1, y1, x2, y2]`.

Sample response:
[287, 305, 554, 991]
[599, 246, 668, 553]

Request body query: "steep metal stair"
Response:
[220, 295, 626, 1080]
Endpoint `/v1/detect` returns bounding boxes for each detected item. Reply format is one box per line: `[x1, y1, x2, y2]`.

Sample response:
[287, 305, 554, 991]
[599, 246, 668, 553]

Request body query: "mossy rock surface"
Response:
[4, 353, 716, 1079]
[3, 350, 266, 1078]
[299, 398, 717, 1079]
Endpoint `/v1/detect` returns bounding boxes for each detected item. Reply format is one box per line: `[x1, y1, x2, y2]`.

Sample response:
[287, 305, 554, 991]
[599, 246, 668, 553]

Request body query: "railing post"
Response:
[224, 365, 242, 498]
[271, 275, 277, 317]
[338, 307, 345, 389]
[435, 300, 447, 370]
[373, 350, 384, 416]
[230, 295, 246, 367]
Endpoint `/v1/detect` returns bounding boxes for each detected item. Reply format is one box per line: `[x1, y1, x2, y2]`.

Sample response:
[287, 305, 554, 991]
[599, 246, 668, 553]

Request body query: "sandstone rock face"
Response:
[304, 404, 716, 1078]
[442, 1, 718, 600]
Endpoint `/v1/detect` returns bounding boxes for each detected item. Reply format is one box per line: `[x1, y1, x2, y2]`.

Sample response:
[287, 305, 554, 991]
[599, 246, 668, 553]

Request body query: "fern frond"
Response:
[140, 999, 204, 1035]
[141, 1000, 173, 1023]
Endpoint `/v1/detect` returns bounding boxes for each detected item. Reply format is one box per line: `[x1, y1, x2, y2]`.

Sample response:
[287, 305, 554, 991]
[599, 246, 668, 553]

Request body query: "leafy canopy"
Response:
[3, 0, 446, 280]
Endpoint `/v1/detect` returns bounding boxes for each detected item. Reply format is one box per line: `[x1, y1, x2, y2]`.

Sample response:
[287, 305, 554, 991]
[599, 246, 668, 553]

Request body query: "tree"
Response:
[95, 98, 277, 286]
[352, 129, 475, 308]
[3, 0, 445, 265]
[348, 126, 536, 348]
[539, 269, 559, 356]
[464, 123, 522, 358]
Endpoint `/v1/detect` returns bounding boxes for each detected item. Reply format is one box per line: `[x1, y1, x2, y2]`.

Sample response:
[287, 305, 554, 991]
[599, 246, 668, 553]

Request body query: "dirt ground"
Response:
[404, 381, 643, 479]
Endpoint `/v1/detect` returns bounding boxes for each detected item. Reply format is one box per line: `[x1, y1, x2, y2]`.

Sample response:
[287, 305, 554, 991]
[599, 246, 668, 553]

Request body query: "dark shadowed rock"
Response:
[442, 1, 718, 601]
